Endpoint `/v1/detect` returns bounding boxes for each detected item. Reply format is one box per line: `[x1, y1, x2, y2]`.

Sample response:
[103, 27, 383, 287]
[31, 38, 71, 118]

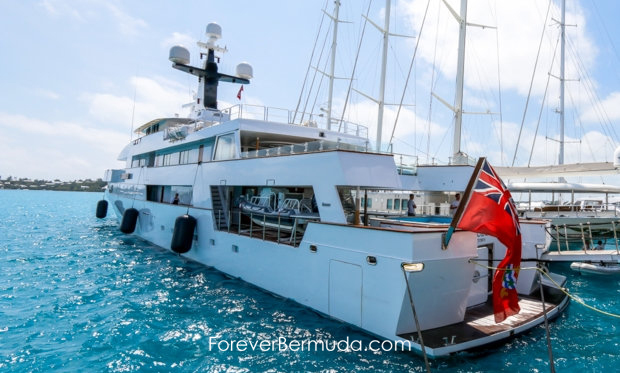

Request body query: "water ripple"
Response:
[1, 190, 619, 372]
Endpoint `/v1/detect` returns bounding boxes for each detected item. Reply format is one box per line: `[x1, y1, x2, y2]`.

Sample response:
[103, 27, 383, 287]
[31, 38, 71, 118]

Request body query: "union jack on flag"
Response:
[473, 161, 521, 237]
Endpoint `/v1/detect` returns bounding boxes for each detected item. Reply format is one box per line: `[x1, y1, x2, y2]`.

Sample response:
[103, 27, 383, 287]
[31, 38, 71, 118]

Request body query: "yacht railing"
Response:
[239, 140, 418, 175]
[214, 208, 320, 247]
[240, 139, 370, 159]
[520, 202, 620, 217]
[223, 104, 369, 138]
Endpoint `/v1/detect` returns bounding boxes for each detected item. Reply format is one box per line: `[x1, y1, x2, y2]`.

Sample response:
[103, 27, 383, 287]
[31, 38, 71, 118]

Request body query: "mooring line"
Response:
[469, 259, 620, 319]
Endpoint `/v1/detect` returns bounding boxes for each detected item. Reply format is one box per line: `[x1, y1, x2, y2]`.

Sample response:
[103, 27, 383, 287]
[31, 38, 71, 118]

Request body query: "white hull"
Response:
[108, 194, 480, 355]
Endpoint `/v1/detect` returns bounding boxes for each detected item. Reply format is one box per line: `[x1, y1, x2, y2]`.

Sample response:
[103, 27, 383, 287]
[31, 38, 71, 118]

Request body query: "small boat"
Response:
[238, 194, 318, 233]
[570, 261, 620, 275]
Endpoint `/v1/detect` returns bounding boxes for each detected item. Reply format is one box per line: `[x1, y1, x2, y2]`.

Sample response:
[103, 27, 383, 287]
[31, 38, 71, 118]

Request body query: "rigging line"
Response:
[537, 261, 556, 373]
[294, 0, 329, 124]
[337, 0, 372, 133]
[400, 264, 431, 373]
[388, 0, 432, 151]
[130, 79, 138, 141]
[309, 46, 333, 123]
[511, 0, 553, 167]
[528, 38, 559, 167]
[131, 166, 144, 209]
[426, 2, 440, 163]
[566, 38, 620, 145]
[590, 1, 620, 84]
[493, 7, 505, 166]
[187, 162, 202, 215]
[426, 3, 441, 164]
[565, 35, 619, 144]
[565, 39, 617, 143]
[470, 259, 620, 319]
[300, 16, 333, 123]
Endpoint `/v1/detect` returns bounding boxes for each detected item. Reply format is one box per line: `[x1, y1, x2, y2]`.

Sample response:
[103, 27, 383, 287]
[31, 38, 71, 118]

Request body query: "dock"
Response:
[540, 249, 620, 262]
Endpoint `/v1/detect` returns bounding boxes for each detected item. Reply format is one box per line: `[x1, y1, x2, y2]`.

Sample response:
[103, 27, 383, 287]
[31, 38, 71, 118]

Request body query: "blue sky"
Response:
[1, 0, 619, 182]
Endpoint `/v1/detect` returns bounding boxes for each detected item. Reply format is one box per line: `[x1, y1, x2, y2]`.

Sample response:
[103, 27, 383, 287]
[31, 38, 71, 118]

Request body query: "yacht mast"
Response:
[376, 0, 391, 152]
[452, 0, 468, 161]
[326, 0, 341, 131]
[558, 0, 566, 168]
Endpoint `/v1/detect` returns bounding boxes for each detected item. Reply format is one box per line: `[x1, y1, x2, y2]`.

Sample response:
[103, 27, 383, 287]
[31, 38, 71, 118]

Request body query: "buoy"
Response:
[120, 208, 139, 234]
[96, 199, 108, 218]
[171, 214, 197, 254]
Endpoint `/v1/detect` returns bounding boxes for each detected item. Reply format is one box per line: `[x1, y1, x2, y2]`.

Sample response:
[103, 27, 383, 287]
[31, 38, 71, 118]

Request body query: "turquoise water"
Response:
[1, 190, 619, 372]
[393, 216, 453, 224]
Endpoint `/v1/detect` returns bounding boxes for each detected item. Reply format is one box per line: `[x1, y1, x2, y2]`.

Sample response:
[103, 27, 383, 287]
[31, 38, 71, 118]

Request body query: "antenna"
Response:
[168, 23, 252, 110]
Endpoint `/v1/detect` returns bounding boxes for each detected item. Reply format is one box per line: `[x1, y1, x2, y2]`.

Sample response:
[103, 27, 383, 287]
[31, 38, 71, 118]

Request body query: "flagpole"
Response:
[444, 157, 486, 247]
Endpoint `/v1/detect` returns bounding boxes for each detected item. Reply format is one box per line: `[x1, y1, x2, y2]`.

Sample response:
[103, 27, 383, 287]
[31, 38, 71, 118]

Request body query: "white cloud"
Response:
[34, 88, 60, 100]
[161, 32, 195, 50]
[580, 91, 620, 123]
[38, 0, 147, 36]
[0, 112, 126, 180]
[84, 75, 191, 131]
[104, 2, 147, 36]
[398, 0, 598, 110]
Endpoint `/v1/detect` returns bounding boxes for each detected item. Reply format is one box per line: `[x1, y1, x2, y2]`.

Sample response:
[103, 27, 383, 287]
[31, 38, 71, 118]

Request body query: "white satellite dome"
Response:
[169, 45, 190, 65]
[614, 145, 620, 168]
[206, 23, 222, 41]
[236, 62, 253, 80]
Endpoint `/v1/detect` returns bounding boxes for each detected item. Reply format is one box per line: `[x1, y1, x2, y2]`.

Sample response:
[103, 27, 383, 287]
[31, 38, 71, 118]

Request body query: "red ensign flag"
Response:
[454, 158, 522, 323]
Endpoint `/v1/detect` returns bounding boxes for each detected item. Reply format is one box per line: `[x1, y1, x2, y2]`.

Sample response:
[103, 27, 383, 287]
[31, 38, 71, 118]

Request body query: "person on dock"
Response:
[594, 240, 605, 250]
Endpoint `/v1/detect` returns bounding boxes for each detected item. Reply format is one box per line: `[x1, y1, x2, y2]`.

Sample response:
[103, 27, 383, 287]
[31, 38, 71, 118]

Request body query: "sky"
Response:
[1, 0, 619, 183]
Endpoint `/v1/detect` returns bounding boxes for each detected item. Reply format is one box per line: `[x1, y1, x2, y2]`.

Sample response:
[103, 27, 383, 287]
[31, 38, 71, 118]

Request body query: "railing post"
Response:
[587, 222, 594, 250]
[249, 212, 253, 237]
[579, 223, 588, 253]
[563, 225, 570, 252]
[277, 215, 281, 243]
[613, 221, 619, 254]
[555, 225, 562, 254]
[262, 214, 266, 240]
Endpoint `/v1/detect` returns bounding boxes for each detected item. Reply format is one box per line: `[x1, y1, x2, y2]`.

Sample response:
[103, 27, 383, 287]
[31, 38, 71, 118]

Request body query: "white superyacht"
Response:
[99, 21, 567, 358]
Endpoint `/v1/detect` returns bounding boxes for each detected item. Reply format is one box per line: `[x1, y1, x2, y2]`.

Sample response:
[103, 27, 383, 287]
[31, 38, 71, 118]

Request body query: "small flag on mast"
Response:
[237, 85, 244, 100]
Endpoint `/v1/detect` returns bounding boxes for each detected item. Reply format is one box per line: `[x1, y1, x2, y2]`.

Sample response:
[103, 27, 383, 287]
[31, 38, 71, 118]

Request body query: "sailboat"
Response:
[491, 0, 620, 251]
[97, 1, 568, 358]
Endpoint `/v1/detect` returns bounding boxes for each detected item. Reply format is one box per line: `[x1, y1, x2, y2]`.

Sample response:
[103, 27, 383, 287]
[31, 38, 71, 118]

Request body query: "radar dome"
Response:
[206, 23, 222, 40]
[615, 145, 620, 168]
[169, 45, 190, 65]
[236, 62, 253, 80]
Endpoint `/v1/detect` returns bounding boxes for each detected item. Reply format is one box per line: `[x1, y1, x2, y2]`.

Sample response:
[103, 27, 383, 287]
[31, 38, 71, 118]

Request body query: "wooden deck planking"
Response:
[399, 297, 559, 349]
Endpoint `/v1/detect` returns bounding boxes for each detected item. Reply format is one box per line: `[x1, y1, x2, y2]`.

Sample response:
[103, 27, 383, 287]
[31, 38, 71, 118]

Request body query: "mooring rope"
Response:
[401, 263, 431, 373]
[469, 259, 620, 319]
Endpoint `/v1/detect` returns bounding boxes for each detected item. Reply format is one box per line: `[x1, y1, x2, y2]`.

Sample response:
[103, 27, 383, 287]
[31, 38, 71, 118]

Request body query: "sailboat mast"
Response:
[558, 0, 566, 167]
[327, 0, 341, 131]
[452, 0, 468, 161]
[376, 0, 391, 152]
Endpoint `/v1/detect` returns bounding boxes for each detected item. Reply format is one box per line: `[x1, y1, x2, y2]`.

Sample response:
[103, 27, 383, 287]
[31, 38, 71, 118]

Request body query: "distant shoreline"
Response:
[0, 178, 106, 192]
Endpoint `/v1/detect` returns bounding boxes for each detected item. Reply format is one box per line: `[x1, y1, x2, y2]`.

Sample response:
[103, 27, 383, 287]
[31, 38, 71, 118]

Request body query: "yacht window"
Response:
[214, 133, 236, 160]
[394, 199, 401, 210]
[387, 199, 393, 210]
[163, 152, 180, 166]
[179, 150, 190, 164]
